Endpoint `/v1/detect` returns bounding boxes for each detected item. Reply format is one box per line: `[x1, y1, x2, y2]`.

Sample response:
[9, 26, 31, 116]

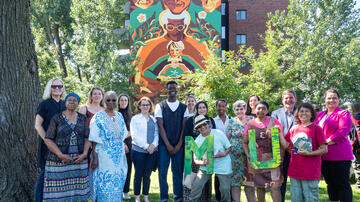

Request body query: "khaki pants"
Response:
[190, 170, 231, 202]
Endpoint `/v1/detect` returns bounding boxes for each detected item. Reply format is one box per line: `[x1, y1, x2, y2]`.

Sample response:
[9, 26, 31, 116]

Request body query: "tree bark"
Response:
[0, 0, 41, 201]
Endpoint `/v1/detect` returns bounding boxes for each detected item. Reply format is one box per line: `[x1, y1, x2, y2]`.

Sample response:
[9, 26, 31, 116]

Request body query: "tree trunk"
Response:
[53, 24, 68, 77]
[0, 0, 41, 201]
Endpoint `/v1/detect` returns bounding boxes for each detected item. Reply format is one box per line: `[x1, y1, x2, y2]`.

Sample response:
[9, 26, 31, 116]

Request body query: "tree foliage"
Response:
[31, 0, 137, 102]
[181, 0, 360, 116]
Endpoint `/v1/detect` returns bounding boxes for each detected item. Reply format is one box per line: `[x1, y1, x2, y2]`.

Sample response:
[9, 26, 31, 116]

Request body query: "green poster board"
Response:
[248, 128, 281, 169]
[184, 136, 214, 174]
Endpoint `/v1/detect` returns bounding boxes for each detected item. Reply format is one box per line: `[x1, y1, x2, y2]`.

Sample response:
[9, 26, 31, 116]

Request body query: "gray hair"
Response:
[104, 91, 118, 100]
[160, 10, 190, 26]
[42, 78, 66, 100]
[233, 100, 247, 111]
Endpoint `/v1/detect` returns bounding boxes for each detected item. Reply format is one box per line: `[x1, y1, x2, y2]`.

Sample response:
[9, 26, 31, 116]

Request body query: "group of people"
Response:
[34, 78, 358, 202]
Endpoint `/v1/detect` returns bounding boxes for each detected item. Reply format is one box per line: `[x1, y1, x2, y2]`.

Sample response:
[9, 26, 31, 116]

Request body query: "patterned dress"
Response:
[43, 115, 90, 202]
[89, 111, 128, 202]
[227, 117, 251, 186]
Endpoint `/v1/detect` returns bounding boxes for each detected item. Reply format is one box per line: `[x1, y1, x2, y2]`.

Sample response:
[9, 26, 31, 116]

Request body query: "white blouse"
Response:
[130, 113, 159, 150]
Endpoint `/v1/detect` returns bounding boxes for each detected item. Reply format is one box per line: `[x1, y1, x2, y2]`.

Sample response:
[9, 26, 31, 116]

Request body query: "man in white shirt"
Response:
[155, 81, 189, 202]
[271, 90, 297, 202]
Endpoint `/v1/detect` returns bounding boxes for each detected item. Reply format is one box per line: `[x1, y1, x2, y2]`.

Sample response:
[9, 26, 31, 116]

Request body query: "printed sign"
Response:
[248, 128, 281, 169]
[184, 135, 214, 174]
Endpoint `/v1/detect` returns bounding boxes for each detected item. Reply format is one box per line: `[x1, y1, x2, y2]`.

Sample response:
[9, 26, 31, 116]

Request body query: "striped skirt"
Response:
[43, 160, 90, 202]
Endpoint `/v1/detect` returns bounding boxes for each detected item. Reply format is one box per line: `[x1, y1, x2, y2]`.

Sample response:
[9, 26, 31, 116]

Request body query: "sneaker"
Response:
[135, 195, 140, 202]
[123, 192, 131, 200]
[144, 195, 149, 202]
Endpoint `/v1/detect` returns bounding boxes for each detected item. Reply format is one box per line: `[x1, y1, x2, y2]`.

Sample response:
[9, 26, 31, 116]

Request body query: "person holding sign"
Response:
[242, 101, 284, 202]
[183, 101, 215, 202]
[227, 100, 252, 202]
[189, 115, 232, 202]
[278, 103, 327, 202]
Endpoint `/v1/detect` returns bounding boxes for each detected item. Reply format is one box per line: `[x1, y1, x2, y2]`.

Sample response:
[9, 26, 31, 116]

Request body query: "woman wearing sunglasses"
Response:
[34, 78, 66, 202]
[89, 91, 129, 201]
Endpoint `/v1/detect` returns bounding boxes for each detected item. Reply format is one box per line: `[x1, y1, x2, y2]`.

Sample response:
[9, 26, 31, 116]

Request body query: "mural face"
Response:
[130, 0, 221, 97]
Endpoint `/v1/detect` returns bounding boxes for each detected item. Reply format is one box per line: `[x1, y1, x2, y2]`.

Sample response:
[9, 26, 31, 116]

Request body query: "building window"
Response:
[124, 20, 130, 28]
[221, 26, 226, 39]
[236, 10, 247, 20]
[221, 3, 226, 15]
[236, 34, 246, 45]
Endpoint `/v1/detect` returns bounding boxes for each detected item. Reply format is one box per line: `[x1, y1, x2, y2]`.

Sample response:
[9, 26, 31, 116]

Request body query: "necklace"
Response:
[105, 110, 116, 122]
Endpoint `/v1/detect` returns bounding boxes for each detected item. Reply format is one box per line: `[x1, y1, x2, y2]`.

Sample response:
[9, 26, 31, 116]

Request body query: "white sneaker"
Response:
[123, 192, 131, 200]
[144, 195, 149, 202]
[135, 195, 140, 202]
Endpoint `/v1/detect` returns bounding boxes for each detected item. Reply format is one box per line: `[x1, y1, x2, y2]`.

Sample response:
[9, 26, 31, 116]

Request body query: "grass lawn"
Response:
[124, 166, 360, 201]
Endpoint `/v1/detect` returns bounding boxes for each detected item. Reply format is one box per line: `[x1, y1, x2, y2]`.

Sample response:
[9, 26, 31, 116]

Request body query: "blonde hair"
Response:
[42, 78, 66, 100]
[86, 87, 104, 107]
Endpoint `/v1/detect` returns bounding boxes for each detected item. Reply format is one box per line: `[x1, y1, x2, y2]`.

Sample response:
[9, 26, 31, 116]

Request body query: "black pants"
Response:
[322, 160, 353, 202]
[123, 136, 132, 193]
[280, 151, 291, 202]
[215, 175, 221, 201]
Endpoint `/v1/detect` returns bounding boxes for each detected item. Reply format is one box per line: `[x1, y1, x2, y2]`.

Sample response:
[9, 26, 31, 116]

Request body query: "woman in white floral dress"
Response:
[89, 91, 129, 201]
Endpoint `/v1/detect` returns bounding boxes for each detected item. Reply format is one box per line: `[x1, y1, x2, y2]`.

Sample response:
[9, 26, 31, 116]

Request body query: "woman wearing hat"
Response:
[43, 93, 91, 201]
[189, 115, 232, 202]
[183, 101, 215, 202]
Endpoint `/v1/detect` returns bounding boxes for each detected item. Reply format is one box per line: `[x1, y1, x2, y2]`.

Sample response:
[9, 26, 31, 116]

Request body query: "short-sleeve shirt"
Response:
[154, 100, 190, 118]
[213, 115, 230, 135]
[285, 123, 326, 180]
[195, 129, 232, 175]
[36, 98, 66, 168]
[244, 116, 282, 135]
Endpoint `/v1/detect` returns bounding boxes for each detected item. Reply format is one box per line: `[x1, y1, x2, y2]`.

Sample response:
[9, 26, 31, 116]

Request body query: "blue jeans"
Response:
[290, 177, 319, 202]
[35, 168, 45, 202]
[158, 145, 184, 202]
[131, 149, 157, 195]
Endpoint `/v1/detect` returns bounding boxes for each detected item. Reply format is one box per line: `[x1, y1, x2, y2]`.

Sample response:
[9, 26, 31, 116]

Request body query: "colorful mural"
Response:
[130, 0, 221, 97]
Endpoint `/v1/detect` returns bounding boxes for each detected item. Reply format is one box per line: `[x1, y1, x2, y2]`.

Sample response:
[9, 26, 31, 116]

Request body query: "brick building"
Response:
[221, 0, 289, 54]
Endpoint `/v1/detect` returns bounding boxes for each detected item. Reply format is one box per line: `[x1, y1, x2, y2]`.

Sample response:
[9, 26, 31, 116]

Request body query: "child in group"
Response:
[279, 103, 328, 202]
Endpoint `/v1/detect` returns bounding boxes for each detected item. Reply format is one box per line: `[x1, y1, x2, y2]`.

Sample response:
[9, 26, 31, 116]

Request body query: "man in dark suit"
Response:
[271, 90, 297, 202]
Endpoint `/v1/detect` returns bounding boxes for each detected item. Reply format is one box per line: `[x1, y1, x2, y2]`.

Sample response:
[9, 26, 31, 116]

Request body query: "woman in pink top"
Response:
[314, 89, 353, 202]
[242, 101, 284, 202]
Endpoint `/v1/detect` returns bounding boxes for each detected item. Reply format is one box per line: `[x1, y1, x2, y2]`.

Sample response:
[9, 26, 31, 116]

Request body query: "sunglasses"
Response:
[196, 123, 208, 130]
[51, 85, 63, 89]
[106, 99, 117, 102]
[141, 104, 150, 107]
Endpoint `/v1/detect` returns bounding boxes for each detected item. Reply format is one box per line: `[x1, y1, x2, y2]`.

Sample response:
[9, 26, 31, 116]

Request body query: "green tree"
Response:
[31, 0, 74, 78]
[268, 0, 360, 104]
[186, 0, 360, 114]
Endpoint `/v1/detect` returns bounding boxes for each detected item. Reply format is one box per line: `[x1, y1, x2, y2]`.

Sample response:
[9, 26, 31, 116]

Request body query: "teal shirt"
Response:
[195, 129, 232, 175]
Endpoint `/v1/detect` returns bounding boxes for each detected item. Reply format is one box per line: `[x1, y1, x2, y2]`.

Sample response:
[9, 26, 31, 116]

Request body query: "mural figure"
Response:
[130, 0, 221, 97]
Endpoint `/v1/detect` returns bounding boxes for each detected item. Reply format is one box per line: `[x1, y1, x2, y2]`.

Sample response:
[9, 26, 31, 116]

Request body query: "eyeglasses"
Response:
[106, 99, 117, 102]
[141, 104, 150, 107]
[166, 24, 186, 31]
[51, 85, 63, 89]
